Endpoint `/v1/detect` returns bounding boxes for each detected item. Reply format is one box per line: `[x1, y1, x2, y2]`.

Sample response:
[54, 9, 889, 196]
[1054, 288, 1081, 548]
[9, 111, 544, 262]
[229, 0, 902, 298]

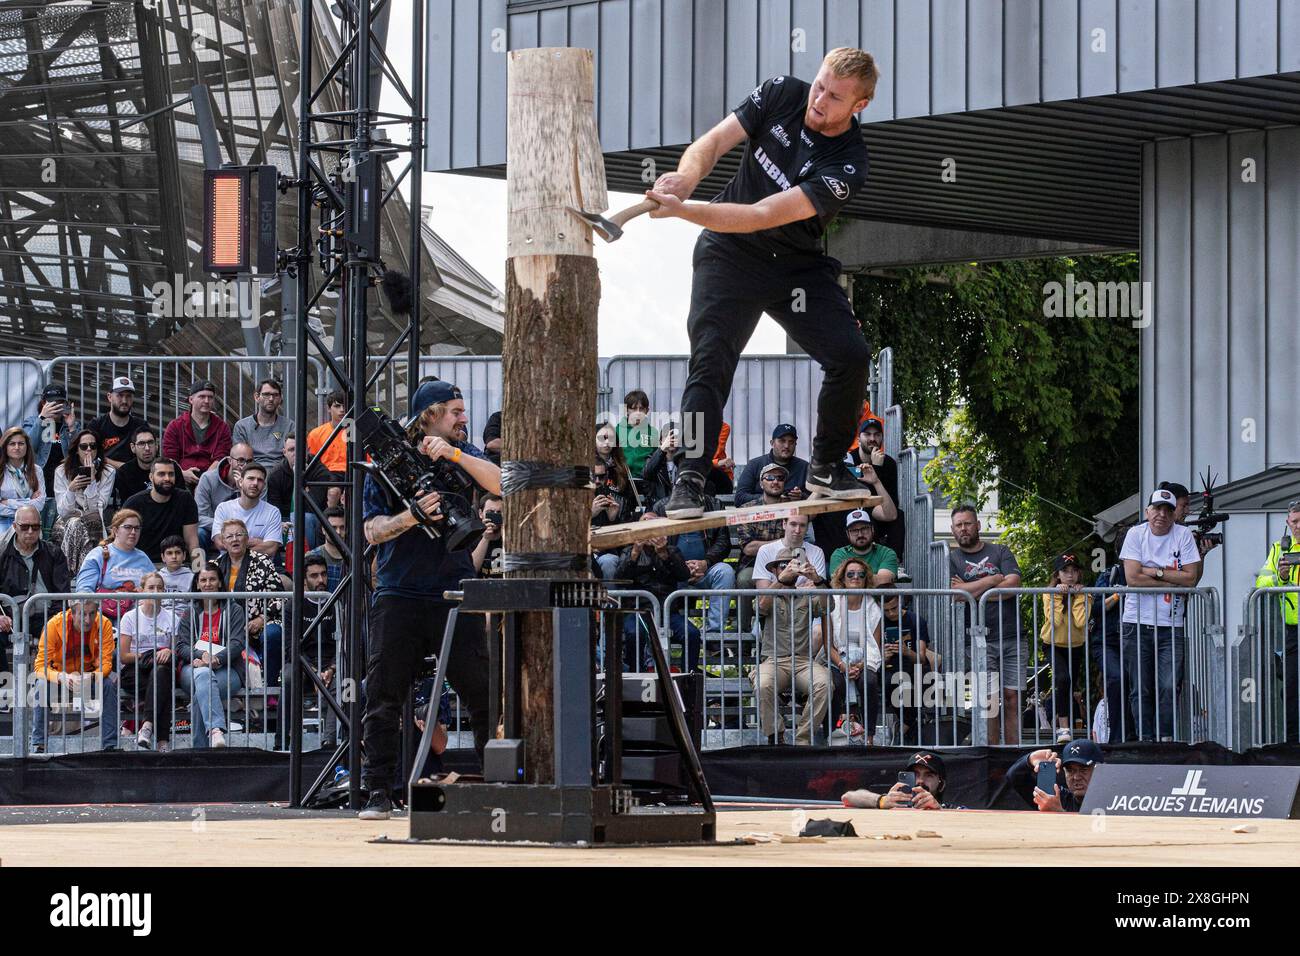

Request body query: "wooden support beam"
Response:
[503, 48, 607, 785]
[589, 496, 883, 550]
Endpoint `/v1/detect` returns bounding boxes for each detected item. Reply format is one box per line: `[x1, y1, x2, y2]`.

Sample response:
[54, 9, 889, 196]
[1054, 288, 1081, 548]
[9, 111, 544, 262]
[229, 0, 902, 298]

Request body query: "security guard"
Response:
[1254, 500, 1300, 743]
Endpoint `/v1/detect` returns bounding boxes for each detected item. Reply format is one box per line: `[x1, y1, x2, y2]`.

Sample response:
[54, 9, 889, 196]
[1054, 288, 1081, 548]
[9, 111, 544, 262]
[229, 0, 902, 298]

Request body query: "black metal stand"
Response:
[406, 579, 716, 845]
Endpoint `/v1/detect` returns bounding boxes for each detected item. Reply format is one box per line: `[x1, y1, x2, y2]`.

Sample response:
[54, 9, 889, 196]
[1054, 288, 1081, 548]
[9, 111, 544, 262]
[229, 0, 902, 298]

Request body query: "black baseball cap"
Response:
[1054, 552, 1083, 572]
[408, 378, 462, 423]
[859, 417, 884, 434]
[41, 383, 67, 402]
[907, 751, 946, 778]
[188, 379, 216, 398]
[1159, 480, 1191, 500]
[1059, 739, 1104, 766]
[771, 423, 797, 441]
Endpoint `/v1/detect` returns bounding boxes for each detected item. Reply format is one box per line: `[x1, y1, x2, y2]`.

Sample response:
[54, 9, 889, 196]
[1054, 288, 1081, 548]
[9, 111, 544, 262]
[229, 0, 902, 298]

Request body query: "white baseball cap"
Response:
[1148, 489, 1177, 509]
[111, 376, 136, 393]
[845, 509, 872, 528]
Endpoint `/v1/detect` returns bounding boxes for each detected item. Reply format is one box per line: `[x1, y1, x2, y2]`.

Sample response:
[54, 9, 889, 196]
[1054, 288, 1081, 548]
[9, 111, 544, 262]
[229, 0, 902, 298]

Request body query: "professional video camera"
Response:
[354, 405, 484, 552]
[1188, 467, 1229, 549]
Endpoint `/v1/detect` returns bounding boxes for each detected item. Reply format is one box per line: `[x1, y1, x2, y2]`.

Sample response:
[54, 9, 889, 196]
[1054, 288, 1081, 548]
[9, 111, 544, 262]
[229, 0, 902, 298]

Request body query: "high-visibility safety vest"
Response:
[1254, 537, 1300, 626]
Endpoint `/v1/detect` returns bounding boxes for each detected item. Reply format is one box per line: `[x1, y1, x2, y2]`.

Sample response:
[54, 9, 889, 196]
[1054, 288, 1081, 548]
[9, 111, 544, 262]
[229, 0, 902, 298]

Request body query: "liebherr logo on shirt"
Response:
[769, 124, 790, 148]
[753, 146, 792, 190]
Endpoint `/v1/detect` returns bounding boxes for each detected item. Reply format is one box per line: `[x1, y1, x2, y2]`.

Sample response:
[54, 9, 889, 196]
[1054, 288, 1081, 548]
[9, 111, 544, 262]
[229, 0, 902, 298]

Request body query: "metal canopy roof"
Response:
[461, 72, 1300, 248]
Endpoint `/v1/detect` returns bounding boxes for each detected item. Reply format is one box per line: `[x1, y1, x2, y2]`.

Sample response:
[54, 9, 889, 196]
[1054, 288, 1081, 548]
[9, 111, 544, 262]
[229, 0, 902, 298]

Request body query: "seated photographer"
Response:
[472, 493, 503, 576]
[753, 544, 831, 745]
[1005, 739, 1105, 812]
[591, 459, 635, 580]
[614, 513, 702, 671]
[841, 751, 949, 810]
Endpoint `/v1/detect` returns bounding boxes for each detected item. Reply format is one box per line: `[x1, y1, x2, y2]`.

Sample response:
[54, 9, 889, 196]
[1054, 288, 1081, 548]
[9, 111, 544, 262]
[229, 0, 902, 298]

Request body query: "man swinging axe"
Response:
[642, 47, 880, 519]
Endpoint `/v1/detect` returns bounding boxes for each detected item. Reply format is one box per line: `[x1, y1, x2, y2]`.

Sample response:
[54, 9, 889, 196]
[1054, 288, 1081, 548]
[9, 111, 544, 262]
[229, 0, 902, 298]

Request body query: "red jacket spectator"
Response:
[162, 380, 232, 488]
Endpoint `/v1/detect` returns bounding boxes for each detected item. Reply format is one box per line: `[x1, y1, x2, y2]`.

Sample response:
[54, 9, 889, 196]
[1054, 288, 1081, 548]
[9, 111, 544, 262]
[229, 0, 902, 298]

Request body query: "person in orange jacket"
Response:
[711, 422, 735, 493]
[30, 599, 118, 752]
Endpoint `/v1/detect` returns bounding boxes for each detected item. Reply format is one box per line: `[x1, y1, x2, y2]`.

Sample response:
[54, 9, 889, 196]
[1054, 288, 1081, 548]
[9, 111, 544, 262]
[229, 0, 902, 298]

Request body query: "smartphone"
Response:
[1036, 761, 1058, 795]
[75, 466, 92, 479]
[897, 770, 916, 806]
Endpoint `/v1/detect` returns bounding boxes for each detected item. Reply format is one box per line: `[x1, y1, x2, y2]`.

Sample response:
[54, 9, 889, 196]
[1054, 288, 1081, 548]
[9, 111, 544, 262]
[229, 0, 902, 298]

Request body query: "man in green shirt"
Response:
[829, 509, 898, 584]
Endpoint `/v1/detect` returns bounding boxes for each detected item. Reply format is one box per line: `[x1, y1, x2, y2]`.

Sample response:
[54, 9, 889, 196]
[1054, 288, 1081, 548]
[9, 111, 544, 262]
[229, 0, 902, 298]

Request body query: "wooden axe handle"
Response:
[607, 198, 660, 228]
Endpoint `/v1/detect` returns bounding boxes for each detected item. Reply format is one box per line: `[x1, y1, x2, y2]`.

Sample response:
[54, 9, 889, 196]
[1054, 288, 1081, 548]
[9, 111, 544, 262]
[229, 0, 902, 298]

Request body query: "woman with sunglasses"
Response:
[74, 508, 156, 602]
[0, 426, 46, 536]
[52, 429, 118, 572]
[827, 557, 883, 742]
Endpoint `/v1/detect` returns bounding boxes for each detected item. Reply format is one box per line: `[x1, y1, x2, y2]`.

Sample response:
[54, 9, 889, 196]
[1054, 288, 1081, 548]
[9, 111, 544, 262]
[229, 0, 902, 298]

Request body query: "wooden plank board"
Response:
[589, 495, 882, 549]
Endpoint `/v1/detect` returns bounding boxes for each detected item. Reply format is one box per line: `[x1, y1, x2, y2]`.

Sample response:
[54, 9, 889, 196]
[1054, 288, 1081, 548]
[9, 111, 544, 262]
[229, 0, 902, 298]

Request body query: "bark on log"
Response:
[504, 49, 605, 785]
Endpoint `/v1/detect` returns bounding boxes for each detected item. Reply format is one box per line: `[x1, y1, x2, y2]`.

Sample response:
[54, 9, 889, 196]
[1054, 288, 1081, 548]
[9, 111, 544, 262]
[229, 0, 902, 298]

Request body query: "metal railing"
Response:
[1238, 586, 1300, 750]
[46, 355, 328, 434]
[5, 591, 338, 758]
[0, 357, 45, 432]
[975, 586, 1225, 748]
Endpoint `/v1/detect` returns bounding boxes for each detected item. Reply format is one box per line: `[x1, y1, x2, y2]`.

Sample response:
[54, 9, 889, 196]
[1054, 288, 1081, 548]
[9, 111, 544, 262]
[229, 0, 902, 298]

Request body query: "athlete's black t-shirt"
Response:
[698, 75, 870, 262]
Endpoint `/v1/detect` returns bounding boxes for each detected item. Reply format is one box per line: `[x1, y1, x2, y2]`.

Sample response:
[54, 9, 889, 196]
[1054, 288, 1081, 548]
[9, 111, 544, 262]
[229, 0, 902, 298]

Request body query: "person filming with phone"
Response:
[840, 750, 949, 810]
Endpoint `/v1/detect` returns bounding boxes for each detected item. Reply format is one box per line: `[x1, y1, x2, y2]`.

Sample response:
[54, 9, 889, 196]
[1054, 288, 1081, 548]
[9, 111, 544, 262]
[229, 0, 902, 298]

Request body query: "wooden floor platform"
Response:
[1, 804, 1294, 866]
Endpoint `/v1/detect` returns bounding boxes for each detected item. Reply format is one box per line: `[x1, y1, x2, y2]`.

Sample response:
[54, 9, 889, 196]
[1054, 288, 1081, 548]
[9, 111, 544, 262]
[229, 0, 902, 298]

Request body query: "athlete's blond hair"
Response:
[823, 47, 880, 102]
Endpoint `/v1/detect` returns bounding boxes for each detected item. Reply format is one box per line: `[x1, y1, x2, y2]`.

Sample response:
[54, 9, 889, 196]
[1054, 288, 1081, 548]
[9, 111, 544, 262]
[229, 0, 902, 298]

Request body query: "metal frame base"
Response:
[408, 780, 716, 845]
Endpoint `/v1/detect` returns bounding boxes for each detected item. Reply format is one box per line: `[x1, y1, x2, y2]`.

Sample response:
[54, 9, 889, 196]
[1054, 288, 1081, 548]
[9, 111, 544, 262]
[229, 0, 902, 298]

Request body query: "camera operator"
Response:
[358, 379, 501, 820]
[1254, 499, 1300, 743]
[1004, 739, 1105, 812]
[472, 493, 504, 576]
[1159, 480, 1217, 577]
[840, 751, 949, 810]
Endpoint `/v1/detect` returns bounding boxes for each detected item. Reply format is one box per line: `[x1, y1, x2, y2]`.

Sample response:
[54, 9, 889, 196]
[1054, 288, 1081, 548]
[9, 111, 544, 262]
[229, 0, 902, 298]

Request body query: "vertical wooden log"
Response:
[504, 49, 606, 785]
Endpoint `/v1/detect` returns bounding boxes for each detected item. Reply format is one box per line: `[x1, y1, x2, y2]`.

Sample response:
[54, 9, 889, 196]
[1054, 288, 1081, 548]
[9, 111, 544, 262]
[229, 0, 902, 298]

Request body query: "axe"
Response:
[565, 198, 660, 243]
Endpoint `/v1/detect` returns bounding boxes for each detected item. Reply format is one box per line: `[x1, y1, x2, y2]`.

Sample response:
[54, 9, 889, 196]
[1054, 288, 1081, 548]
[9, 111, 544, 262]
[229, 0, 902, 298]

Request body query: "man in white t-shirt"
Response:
[1119, 488, 1201, 741]
[211, 463, 283, 560]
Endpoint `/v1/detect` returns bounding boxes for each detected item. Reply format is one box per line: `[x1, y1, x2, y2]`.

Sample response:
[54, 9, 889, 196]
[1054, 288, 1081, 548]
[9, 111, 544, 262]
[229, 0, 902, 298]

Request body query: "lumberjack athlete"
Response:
[645, 48, 879, 519]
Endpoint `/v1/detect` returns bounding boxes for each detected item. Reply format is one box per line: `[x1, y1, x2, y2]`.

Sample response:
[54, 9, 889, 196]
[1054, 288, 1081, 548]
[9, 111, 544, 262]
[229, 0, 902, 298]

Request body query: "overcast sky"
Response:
[379, 8, 789, 356]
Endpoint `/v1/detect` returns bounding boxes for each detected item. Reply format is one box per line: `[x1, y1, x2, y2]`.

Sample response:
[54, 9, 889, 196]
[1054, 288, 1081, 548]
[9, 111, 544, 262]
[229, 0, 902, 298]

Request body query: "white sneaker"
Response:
[136, 721, 154, 750]
[1056, 727, 1073, 745]
[210, 728, 227, 748]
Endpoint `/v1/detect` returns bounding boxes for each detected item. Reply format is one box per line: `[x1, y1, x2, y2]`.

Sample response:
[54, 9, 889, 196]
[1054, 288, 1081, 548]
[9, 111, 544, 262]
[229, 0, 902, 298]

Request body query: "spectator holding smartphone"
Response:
[472, 495, 504, 576]
[1004, 739, 1105, 812]
[52, 429, 117, 572]
[841, 751, 948, 810]
[22, 383, 79, 527]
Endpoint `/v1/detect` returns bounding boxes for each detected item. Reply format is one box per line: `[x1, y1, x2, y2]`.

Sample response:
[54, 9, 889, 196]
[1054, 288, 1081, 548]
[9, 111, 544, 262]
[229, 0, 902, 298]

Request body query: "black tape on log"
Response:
[500, 460, 592, 498]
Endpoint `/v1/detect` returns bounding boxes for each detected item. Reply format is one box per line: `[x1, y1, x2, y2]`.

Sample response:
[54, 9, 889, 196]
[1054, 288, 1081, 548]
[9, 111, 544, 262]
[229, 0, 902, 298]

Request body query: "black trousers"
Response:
[361, 595, 490, 791]
[120, 655, 177, 741]
[679, 238, 871, 477]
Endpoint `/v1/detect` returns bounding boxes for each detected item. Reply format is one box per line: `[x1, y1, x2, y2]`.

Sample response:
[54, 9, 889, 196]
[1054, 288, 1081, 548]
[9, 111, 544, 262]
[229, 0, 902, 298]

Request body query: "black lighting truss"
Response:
[287, 0, 426, 809]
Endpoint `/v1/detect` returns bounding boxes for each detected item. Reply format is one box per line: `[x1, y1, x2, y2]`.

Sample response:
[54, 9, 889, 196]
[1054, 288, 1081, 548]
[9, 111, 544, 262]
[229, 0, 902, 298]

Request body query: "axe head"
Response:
[565, 206, 622, 243]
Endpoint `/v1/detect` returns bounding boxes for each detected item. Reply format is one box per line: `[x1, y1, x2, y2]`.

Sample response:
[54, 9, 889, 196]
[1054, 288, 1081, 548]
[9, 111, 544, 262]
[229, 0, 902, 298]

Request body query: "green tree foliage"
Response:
[854, 255, 1140, 582]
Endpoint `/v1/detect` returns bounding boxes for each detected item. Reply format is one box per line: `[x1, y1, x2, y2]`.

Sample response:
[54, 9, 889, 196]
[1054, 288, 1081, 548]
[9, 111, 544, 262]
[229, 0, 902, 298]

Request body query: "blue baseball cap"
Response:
[408, 378, 462, 423]
[1059, 739, 1104, 766]
[771, 423, 797, 440]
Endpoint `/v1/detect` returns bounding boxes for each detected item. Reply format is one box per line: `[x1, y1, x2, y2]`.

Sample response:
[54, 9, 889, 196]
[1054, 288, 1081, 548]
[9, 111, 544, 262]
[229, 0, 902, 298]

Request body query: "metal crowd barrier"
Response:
[46, 355, 328, 434]
[976, 586, 1225, 749]
[7, 591, 336, 758]
[1239, 586, 1300, 750]
[663, 587, 977, 751]
[0, 594, 20, 754]
[0, 357, 45, 433]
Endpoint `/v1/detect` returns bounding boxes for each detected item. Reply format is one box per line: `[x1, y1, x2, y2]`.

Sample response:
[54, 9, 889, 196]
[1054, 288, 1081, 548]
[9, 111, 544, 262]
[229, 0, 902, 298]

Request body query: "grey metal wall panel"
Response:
[966, 0, 1004, 111]
[758, 0, 792, 84]
[1079, 0, 1119, 98]
[1117, 0, 1156, 92]
[1141, 141, 1156, 494]
[692, 0, 726, 139]
[1151, 138, 1192, 489]
[599, 0, 631, 151]
[1040, 0, 1080, 102]
[725, 0, 759, 114]
[1156, 0, 1196, 87]
[1228, 130, 1267, 482]
[825, 0, 861, 50]
[791, 0, 826, 83]
[930, 0, 968, 116]
[861, 0, 895, 121]
[568, 4, 600, 64]
[1238, 0, 1279, 76]
[480, 0, 509, 164]
[1195, 0, 1237, 83]
[1265, 126, 1300, 465]
[1283, 0, 1300, 72]
[538, 4, 569, 45]
[426, 0, 455, 170]
[661, 0, 693, 145]
[508, 7, 539, 49]
[893, 0, 930, 118]
[1003, 0, 1042, 106]
[451, 0, 482, 168]
[1189, 134, 1228, 483]
[629, 0, 662, 148]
